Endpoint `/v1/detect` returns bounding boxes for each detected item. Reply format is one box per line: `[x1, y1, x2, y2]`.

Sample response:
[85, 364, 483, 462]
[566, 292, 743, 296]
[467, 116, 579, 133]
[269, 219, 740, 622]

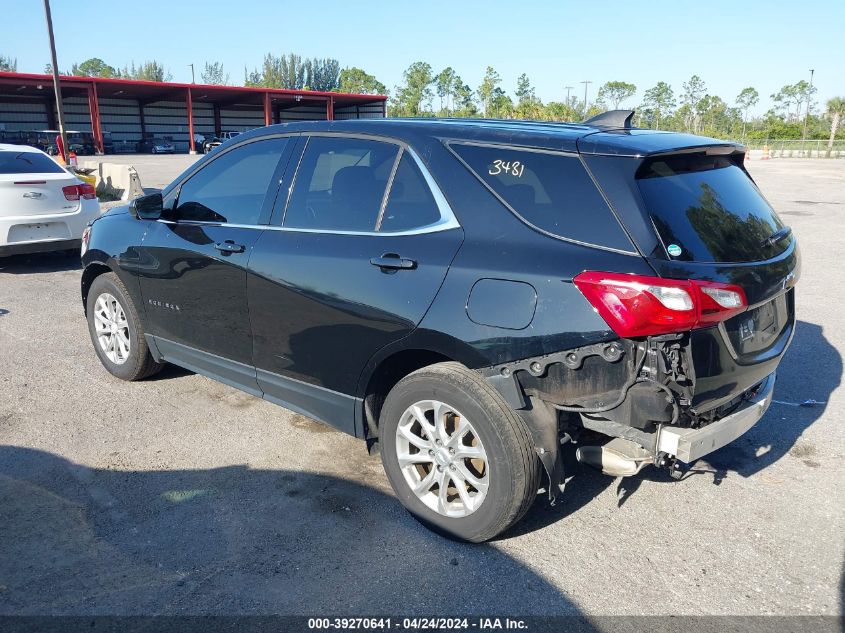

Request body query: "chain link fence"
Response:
[742, 139, 845, 158]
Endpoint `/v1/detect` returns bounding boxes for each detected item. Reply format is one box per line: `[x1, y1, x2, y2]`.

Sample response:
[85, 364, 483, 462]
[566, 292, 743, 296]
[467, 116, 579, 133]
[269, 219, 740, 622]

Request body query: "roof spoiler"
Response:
[583, 109, 635, 129]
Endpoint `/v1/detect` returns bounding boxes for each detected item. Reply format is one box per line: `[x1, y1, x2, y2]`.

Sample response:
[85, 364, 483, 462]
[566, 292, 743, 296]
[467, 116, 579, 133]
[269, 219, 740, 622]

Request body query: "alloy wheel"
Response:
[93, 293, 131, 365]
[395, 399, 489, 518]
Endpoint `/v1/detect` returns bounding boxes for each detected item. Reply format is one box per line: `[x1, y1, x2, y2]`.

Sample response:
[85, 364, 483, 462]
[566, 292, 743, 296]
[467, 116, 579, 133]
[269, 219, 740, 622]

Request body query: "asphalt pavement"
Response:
[0, 158, 842, 618]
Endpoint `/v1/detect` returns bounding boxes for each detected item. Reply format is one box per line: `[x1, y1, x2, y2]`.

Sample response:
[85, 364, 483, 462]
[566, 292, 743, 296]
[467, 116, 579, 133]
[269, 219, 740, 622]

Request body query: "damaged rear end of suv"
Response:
[464, 111, 798, 496]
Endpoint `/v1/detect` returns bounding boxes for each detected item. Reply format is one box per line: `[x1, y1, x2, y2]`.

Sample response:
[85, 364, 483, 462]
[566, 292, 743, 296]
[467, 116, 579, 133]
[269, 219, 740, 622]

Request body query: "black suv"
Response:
[80, 113, 798, 542]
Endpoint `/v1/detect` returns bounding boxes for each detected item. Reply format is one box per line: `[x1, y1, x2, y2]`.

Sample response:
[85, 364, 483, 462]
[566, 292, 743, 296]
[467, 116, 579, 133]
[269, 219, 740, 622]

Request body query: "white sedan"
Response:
[0, 143, 101, 257]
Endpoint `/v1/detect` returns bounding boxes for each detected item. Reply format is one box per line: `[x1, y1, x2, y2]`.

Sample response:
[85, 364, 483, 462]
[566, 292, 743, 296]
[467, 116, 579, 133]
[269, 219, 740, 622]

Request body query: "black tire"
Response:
[86, 272, 164, 381]
[379, 361, 541, 543]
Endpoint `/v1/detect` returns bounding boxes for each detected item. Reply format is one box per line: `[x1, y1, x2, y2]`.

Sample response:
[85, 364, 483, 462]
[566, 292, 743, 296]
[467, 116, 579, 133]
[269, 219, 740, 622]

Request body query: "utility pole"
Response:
[580, 80, 592, 116]
[189, 63, 195, 84]
[565, 85, 573, 104]
[42, 0, 68, 164]
[802, 68, 814, 142]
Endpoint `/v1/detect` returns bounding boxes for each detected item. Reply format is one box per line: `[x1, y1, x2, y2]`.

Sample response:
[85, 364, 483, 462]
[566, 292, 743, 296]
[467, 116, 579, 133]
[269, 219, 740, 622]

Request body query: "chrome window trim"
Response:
[444, 139, 639, 256]
[375, 148, 404, 231]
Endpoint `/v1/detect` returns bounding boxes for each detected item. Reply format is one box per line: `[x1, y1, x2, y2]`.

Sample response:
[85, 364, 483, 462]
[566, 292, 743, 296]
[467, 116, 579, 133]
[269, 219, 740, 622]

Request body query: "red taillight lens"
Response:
[573, 271, 747, 338]
[79, 183, 96, 200]
[62, 185, 80, 201]
[62, 184, 96, 201]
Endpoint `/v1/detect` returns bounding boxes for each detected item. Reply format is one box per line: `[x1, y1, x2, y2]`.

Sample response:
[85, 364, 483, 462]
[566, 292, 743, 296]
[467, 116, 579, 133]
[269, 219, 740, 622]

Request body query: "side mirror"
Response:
[129, 192, 163, 220]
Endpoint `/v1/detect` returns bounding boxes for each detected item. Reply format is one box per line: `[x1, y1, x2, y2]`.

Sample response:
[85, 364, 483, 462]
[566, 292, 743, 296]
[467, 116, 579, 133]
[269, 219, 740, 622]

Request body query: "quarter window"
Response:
[379, 154, 442, 232]
[284, 137, 398, 232]
[449, 143, 632, 251]
[174, 137, 288, 225]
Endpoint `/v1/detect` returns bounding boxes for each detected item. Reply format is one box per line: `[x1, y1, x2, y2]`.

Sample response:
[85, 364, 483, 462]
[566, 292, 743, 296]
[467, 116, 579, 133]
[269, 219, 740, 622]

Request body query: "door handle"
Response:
[214, 240, 245, 254]
[369, 253, 417, 270]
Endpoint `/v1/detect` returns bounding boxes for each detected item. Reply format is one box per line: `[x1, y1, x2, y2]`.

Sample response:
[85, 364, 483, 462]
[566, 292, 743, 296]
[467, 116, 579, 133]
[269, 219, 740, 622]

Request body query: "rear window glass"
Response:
[0, 150, 64, 174]
[449, 143, 633, 251]
[637, 154, 788, 263]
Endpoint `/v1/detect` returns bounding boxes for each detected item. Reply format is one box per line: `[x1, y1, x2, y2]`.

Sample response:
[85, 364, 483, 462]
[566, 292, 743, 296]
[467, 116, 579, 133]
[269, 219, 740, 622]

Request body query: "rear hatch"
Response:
[583, 144, 798, 413]
[638, 151, 797, 411]
[0, 149, 82, 217]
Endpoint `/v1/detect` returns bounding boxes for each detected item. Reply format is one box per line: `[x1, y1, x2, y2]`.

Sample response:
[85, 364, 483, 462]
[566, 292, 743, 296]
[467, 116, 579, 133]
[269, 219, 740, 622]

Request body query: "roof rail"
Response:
[583, 109, 635, 129]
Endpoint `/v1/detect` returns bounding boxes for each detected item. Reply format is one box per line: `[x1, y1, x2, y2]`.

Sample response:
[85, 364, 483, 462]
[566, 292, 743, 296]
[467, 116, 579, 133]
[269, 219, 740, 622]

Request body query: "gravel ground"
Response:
[0, 158, 842, 618]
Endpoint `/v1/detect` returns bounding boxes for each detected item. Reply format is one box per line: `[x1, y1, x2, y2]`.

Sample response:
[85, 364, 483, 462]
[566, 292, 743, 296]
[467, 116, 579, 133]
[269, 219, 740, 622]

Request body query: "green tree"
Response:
[122, 61, 172, 82]
[1, 55, 18, 72]
[435, 67, 458, 114]
[490, 87, 514, 118]
[393, 61, 434, 117]
[306, 58, 340, 92]
[826, 97, 845, 156]
[71, 58, 118, 78]
[681, 75, 707, 132]
[515, 73, 535, 103]
[596, 80, 636, 109]
[244, 66, 262, 87]
[735, 87, 759, 138]
[541, 101, 577, 122]
[452, 81, 478, 117]
[771, 83, 801, 120]
[640, 81, 675, 129]
[337, 67, 386, 95]
[477, 66, 501, 117]
[262, 53, 287, 88]
[514, 73, 542, 119]
[200, 61, 229, 85]
[794, 79, 818, 124]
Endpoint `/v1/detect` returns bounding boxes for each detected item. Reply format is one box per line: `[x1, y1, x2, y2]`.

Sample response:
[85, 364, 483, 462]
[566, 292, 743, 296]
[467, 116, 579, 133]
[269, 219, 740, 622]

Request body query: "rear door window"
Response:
[449, 143, 633, 251]
[637, 154, 788, 263]
[283, 136, 399, 232]
[0, 150, 64, 174]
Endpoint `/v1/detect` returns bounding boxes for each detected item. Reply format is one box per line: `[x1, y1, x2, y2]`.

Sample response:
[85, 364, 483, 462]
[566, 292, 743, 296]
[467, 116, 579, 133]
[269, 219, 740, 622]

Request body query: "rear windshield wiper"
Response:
[761, 226, 792, 248]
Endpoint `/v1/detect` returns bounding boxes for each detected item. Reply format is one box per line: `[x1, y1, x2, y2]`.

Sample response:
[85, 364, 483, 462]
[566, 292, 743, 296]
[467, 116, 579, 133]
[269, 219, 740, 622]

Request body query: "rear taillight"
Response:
[62, 185, 80, 201]
[79, 183, 96, 199]
[573, 271, 747, 338]
[62, 184, 96, 201]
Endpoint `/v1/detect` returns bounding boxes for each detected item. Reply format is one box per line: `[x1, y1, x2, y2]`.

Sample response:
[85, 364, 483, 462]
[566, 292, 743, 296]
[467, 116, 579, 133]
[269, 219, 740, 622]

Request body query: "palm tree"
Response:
[826, 97, 845, 157]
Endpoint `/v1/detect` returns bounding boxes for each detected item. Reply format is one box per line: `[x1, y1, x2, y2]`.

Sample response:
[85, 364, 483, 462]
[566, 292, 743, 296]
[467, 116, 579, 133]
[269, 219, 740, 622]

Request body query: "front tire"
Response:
[86, 272, 164, 381]
[379, 362, 541, 542]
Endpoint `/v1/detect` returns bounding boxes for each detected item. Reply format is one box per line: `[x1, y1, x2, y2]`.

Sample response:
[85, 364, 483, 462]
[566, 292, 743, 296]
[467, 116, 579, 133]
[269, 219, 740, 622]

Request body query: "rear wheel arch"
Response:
[360, 348, 453, 447]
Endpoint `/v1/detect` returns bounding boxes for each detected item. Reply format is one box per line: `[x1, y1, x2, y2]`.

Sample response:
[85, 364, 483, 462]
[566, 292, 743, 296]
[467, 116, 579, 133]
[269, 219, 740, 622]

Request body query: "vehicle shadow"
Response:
[0, 445, 586, 617]
[506, 319, 840, 535]
[0, 251, 81, 274]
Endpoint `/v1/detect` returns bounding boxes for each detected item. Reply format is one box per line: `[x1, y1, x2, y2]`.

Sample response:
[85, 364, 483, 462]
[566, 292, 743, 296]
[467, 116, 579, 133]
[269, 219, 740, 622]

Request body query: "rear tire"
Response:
[86, 272, 164, 381]
[379, 362, 541, 542]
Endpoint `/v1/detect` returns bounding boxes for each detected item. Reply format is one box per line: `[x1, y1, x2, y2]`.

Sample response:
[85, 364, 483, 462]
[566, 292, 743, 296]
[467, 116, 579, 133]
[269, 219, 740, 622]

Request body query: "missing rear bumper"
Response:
[657, 372, 775, 463]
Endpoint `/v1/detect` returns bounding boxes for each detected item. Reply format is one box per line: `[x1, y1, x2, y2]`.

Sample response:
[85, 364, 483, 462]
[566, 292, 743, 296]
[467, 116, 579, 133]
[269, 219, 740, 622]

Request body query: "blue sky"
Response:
[4, 0, 843, 115]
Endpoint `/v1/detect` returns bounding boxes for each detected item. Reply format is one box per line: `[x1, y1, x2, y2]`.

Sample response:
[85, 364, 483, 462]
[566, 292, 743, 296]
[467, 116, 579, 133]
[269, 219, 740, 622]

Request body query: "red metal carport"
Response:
[0, 72, 388, 154]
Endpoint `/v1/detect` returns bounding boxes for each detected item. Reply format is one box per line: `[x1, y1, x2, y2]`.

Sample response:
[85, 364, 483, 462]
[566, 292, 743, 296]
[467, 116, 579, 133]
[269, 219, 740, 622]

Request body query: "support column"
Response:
[87, 82, 104, 154]
[186, 88, 195, 154]
[139, 103, 147, 141]
[382, 100, 387, 118]
[326, 96, 334, 121]
[213, 103, 222, 136]
[45, 96, 57, 130]
[263, 92, 272, 126]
